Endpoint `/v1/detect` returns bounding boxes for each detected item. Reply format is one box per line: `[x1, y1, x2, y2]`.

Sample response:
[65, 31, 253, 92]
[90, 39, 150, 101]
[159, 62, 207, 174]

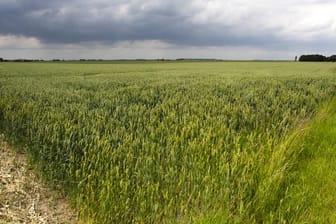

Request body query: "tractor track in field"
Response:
[0, 134, 77, 224]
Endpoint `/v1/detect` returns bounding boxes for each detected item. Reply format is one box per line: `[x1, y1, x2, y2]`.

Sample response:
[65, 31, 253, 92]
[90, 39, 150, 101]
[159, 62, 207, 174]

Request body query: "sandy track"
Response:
[0, 134, 77, 224]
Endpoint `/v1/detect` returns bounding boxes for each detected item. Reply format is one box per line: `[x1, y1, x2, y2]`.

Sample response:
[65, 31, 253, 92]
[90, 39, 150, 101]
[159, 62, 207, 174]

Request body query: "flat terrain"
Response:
[0, 61, 335, 223]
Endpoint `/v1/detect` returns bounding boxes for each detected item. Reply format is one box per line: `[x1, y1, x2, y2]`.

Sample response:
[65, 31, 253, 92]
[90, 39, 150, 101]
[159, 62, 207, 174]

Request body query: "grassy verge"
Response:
[278, 98, 336, 223]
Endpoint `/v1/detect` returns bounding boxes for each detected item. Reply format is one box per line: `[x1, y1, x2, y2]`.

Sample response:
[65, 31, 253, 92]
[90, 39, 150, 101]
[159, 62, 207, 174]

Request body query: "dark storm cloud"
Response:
[0, 0, 335, 50]
[0, 0, 279, 47]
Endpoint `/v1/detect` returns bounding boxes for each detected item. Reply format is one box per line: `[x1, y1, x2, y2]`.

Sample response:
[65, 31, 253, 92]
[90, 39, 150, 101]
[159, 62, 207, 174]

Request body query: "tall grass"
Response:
[276, 98, 336, 223]
[0, 62, 335, 223]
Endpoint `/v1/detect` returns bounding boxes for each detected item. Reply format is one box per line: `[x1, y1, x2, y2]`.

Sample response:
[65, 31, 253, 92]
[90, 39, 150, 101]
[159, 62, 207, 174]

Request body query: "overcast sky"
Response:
[0, 0, 335, 60]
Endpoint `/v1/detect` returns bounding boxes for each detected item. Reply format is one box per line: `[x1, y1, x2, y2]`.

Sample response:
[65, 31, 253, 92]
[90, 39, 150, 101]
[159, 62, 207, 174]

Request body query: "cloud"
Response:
[0, 35, 41, 49]
[0, 0, 335, 59]
[0, 39, 302, 60]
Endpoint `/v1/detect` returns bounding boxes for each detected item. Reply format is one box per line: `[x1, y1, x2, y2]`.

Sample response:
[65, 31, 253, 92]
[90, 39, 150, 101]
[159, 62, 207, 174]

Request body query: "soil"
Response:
[0, 134, 78, 224]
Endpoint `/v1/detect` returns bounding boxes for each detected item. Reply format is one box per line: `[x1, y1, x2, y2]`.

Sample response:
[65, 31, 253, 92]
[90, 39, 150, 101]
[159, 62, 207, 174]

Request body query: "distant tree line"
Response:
[299, 54, 336, 62]
[0, 58, 45, 62]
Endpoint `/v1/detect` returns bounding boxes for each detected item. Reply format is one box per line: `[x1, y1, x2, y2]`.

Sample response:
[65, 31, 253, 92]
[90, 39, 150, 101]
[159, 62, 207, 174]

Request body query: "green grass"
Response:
[279, 98, 336, 223]
[0, 61, 335, 223]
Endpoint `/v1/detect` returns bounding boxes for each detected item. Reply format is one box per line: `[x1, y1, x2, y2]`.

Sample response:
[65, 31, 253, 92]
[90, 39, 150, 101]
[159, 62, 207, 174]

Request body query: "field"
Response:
[0, 61, 335, 223]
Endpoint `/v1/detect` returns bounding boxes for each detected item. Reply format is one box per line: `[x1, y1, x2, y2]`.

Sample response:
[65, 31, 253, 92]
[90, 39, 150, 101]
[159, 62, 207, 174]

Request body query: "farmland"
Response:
[0, 61, 335, 223]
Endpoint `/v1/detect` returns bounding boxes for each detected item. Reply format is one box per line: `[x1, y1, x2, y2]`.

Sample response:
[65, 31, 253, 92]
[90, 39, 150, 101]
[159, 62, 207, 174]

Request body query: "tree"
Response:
[299, 54, 326, 62]
[0, 58, 3, 62]
[327, 55, 336, 62]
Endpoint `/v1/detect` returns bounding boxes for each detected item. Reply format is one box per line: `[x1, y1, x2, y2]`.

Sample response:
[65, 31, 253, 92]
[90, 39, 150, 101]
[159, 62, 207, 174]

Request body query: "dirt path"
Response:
[0, 134, 77, 224]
